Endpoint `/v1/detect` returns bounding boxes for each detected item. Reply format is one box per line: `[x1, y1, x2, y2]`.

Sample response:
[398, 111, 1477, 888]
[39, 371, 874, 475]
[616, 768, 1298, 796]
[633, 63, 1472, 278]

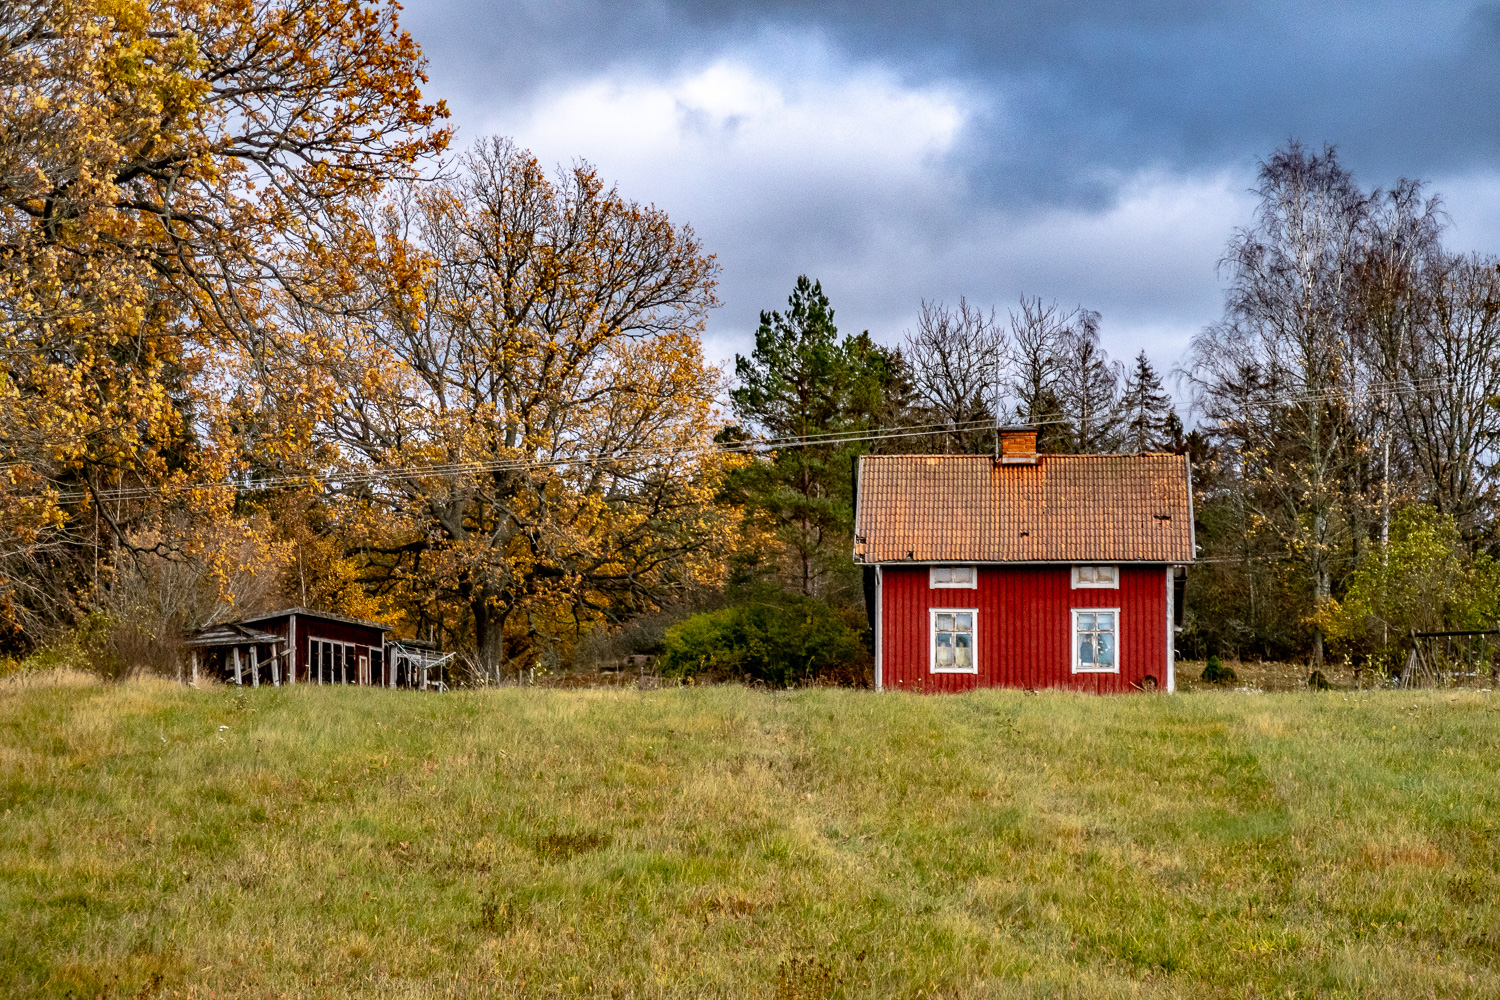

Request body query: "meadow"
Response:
[2, 671, 1498, 999]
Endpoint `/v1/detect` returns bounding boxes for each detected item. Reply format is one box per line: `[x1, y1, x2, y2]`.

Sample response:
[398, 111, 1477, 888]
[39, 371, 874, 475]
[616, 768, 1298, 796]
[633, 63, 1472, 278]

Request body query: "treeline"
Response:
[1185, 143, 1500, 671]
[3, 4, 1496, 683]
[0, 0, 1183, 684]
[719, 280, 1186, 606]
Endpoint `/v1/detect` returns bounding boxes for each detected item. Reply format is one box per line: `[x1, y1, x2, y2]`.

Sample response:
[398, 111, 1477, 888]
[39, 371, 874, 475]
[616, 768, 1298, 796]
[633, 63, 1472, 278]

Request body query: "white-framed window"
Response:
[1072, 609, 1119, 673]
[929, 566, 977, 589]
[930, 608, 977, 673]
[1071, 565, 1119, 589]
[310, 638, 362, 684]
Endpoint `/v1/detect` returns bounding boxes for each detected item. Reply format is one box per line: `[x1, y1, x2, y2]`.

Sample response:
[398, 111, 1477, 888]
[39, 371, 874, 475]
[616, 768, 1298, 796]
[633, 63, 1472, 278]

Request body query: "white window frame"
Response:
[929, 566, 978, 589]
[1071, 565, 1120, 589]
[1072, 608, 1121, 674]
[310, 638, 362, 684]
[930, 608, 978, 674]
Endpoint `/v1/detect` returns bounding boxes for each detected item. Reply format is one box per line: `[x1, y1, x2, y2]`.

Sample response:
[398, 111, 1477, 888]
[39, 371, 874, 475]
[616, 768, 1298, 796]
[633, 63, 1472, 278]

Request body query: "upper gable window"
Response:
[930, 566, 977, 589]
[1071, 565, 1119, 589]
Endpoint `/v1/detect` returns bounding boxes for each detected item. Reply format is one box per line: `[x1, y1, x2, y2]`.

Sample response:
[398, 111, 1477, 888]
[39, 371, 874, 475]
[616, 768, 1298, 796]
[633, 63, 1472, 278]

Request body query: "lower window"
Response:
[1072, 609, 1119, 673]
[930, 608, 977, 673]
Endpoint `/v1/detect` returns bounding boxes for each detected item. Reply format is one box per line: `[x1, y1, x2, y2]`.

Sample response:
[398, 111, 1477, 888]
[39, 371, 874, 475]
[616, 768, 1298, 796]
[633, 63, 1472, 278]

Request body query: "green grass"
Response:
[3, 672, 1499, 998]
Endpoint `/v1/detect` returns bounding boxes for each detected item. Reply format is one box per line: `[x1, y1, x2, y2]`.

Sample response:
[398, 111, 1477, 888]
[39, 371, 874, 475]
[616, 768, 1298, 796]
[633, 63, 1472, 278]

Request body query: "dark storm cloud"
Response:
[398, 1, 1500, 384]
[408, 1, 1500, 202]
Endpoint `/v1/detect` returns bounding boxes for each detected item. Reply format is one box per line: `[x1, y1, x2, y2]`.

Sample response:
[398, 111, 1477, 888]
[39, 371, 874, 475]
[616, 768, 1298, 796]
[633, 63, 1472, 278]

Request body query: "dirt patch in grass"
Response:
[1177, 658, 1371, 692]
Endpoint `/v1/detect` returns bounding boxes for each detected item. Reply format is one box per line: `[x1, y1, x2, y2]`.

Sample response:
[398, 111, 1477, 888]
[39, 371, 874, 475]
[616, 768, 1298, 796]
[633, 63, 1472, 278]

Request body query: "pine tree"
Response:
[729, 277, 900, 596]
[1120, 351, 1174, 453]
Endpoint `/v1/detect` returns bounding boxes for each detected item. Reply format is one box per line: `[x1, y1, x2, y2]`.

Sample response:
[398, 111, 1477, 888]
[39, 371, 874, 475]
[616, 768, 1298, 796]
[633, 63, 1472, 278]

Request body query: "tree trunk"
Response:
[473, 597, 505, 682]
[1312, 552, 1331, 668]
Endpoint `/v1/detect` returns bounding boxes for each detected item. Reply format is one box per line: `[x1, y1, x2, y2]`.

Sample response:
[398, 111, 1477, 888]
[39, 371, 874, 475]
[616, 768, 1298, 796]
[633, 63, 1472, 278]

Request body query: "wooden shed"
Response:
[235, 607, 390, 686]
[853, 428, 1194, 693]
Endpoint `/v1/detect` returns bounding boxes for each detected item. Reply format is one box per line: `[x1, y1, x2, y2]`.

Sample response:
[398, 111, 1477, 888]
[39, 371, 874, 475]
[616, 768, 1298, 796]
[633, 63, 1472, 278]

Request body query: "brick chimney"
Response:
[999, 425, 1039, 465]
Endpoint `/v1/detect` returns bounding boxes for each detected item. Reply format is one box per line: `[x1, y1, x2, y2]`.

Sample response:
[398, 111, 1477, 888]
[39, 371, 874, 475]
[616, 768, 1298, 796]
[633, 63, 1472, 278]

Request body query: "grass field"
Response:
[3, 672, 1498, 998]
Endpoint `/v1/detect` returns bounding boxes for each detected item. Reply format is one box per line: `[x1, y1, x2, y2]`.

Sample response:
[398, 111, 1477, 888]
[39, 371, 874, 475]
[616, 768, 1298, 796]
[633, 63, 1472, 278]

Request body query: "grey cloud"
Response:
[410, 1, 1500, 200]
[400, 0, 1500, 391]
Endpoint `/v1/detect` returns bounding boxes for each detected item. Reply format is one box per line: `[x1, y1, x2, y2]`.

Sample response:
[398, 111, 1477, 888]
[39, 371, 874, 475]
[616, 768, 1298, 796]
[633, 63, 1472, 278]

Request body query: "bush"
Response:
[658, 594, 866, 686]
[1310, 505, 1500, 675]
[1200, 655, 1237, 685]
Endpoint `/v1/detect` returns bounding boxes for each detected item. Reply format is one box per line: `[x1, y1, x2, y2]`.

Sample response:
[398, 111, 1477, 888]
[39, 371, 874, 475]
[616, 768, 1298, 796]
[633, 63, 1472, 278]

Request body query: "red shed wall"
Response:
[879, 564, 1167, 693]
[246, 616, 385, 681]
[293, 618, 384, 680]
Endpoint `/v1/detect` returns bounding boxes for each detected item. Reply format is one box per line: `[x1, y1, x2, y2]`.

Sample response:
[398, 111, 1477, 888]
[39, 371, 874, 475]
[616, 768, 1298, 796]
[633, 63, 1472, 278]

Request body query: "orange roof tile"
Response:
[854, 453, 1194, 564]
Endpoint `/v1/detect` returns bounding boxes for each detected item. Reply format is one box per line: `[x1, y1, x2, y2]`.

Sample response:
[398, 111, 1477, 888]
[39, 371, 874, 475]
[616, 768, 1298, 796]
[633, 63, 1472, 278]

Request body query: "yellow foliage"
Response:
[282, 139, 735, 671]
[0, 0, 449, 640]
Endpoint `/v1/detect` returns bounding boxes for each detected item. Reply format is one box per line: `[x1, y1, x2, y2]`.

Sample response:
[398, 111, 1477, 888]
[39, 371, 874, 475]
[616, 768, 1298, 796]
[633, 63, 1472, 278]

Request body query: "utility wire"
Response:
[43, 415, 1058, 505]
[1, 373, 1470, 507]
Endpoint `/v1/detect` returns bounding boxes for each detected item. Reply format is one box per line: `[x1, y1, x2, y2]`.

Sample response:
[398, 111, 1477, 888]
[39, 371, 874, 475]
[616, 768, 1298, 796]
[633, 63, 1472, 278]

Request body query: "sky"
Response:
[399, 1, 1500, 397]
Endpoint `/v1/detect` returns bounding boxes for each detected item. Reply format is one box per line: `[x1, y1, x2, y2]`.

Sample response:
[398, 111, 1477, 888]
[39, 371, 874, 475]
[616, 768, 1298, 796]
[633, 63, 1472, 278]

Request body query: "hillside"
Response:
[2, 673, 1497, 998]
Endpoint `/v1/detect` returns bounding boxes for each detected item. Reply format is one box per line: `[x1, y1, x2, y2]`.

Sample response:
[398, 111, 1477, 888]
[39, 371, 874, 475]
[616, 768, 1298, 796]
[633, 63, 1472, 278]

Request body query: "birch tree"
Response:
[903, 298, 1007, 452]
[1190, 142, 1371, 665]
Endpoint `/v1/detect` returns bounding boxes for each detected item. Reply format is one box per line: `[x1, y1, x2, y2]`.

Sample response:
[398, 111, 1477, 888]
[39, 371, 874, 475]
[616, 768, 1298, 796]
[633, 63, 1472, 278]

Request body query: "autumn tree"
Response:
[0, 0, 448, 647]
[296, 138, 727, 675]
[1189, 143, 1370, 665]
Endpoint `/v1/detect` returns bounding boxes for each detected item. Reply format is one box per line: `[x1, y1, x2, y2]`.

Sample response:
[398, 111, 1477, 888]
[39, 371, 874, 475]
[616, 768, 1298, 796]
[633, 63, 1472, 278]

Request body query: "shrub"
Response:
[658, 594, 865, 686]
[1200, 655, 1237, 685]
[1310, 505, 1500, 675]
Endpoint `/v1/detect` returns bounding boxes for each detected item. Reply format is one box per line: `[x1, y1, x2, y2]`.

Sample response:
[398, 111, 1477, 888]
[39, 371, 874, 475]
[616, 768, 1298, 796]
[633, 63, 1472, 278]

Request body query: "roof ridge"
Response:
[237, 606, 391, 630]
[862, 452, 1183, 459]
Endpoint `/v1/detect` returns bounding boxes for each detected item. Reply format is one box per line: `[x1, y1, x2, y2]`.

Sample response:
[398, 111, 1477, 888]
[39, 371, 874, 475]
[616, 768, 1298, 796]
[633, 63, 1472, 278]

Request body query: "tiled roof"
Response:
[854, 453, 1194, 564]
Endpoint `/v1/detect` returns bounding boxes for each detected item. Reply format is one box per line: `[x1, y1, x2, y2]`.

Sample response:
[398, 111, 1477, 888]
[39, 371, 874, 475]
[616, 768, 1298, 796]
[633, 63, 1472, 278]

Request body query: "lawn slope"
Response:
[2, 673, 1498, 998]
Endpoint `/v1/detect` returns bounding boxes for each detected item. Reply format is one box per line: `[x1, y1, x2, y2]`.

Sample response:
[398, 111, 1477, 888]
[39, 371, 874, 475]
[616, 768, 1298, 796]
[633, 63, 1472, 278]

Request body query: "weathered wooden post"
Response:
[250, 646, 260, 688]
[271, 644, 280, 686]
[233, 646, 242, 686]
[191, 650, 198, 686]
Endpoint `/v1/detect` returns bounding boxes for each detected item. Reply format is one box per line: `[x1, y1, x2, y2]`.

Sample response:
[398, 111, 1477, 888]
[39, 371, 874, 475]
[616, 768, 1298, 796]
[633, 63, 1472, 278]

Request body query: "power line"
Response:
[44, 416, 1049, 505]
[0, 372, 1470, 507]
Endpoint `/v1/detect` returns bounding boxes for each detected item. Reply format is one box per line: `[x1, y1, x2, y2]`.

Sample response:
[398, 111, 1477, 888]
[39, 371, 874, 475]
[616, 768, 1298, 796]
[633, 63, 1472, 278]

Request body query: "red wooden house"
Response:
[853, 427, 1194, 693]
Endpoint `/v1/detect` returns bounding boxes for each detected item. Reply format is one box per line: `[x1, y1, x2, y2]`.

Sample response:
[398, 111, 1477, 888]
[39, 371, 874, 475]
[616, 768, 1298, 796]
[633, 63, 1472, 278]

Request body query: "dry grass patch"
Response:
[1, 680, 1498, 997]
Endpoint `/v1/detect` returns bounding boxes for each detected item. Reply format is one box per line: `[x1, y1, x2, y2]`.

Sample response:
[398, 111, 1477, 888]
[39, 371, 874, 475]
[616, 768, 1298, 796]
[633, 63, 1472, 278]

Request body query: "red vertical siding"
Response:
[880, 565, 1167, 693]
[240, 615, 385, 683]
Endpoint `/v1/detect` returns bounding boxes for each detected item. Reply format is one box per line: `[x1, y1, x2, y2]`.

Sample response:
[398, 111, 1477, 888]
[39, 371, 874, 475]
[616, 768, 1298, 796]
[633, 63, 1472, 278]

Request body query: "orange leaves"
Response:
[297, 138, 730, 666]
[0, 0, 448, 643]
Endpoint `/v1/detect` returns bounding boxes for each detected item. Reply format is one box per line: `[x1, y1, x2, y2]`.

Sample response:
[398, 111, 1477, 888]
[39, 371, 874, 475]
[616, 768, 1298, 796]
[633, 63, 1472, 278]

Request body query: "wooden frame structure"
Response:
[185, 623, 289, 687]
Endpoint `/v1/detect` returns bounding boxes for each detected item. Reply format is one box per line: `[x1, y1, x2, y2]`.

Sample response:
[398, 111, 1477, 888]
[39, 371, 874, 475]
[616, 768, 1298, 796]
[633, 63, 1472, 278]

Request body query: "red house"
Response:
[853, 427, 1194, 693]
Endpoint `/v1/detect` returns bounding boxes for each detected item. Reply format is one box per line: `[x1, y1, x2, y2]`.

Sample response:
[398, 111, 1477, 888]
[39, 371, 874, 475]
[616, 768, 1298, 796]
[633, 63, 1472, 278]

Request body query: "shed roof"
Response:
[188, 622, 282, 648]
[854, 453, 1194, 564]
[237, 607, 391, 632]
